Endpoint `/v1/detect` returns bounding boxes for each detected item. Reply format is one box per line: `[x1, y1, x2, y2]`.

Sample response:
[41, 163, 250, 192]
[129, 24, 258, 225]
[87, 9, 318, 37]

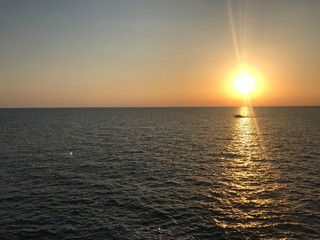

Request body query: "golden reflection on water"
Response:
[230, 106, 266, 160]
[211, 106, 282, 232]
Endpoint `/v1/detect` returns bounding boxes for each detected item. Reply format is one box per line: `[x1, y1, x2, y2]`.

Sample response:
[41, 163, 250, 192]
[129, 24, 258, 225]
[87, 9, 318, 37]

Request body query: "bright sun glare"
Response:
[233, 72, 257, 95]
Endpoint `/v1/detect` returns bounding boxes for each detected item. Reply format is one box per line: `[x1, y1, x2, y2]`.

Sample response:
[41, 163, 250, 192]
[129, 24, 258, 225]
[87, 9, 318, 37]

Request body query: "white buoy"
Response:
[69, 151, 73, 156]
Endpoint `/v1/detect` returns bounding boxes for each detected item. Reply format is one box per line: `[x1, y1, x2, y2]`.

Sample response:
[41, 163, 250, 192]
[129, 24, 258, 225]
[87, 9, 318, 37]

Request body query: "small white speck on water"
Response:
[69, 151, 73, 156]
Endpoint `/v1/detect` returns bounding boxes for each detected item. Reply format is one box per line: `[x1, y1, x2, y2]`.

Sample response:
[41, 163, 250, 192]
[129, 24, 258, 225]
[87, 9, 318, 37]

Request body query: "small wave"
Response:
[302, 155, 317, 159]
[217, 153, 244, 159]
[15, 228, 56, 239]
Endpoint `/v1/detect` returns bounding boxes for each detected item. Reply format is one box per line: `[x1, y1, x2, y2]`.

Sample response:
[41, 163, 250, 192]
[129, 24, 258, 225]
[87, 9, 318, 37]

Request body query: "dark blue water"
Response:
[1, 107, 319, 239]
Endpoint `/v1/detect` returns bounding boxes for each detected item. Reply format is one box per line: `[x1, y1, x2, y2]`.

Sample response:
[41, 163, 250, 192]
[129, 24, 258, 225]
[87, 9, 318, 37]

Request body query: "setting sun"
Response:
[233, 72, 257, 95]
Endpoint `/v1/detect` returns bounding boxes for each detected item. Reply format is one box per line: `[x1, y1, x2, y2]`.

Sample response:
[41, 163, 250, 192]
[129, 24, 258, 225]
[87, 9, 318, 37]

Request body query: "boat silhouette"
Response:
[234, 114, 247, 118]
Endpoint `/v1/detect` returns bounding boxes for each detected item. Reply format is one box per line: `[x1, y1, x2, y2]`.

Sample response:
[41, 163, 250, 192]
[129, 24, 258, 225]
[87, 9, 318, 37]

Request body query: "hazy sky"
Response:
[1, 0, 320, 107]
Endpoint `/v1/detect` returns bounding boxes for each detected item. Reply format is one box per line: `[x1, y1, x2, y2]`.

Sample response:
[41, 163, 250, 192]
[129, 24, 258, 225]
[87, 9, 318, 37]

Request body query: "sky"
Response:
[1, 0, 320, 107]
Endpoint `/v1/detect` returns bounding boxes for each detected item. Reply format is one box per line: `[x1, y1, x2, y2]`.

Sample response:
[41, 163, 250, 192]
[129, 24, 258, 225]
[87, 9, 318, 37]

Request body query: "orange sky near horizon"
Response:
[1, 0, 320, 107]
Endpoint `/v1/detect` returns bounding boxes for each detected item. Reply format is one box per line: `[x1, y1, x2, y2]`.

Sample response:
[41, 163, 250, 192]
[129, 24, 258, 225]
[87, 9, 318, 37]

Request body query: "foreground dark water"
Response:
[0, 107, 319, 239]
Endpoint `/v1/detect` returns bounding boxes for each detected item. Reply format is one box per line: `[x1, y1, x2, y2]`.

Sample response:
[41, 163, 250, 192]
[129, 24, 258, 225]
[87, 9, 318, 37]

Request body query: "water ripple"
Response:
[0, 107, 319, 239]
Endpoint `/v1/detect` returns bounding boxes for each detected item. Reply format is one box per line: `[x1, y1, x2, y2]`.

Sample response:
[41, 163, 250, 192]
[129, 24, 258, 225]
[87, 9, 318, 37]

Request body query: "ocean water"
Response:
[0, 107, 319, 239]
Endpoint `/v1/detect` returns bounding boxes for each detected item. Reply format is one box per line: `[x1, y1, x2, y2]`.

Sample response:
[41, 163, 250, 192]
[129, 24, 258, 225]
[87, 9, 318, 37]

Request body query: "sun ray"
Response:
[227, 0, 242, 68]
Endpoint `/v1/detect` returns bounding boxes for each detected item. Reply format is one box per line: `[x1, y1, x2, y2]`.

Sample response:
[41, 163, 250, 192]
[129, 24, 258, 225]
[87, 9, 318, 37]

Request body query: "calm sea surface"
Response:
[0, 107, 319, 239]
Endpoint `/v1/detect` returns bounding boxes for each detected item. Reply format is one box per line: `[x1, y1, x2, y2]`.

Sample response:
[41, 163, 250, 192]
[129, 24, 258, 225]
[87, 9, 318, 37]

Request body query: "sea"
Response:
[0, 107, 319, 239]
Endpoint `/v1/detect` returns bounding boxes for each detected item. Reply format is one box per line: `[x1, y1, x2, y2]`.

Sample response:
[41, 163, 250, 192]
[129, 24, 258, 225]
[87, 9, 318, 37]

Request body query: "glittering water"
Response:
[0, 107, 319, 239]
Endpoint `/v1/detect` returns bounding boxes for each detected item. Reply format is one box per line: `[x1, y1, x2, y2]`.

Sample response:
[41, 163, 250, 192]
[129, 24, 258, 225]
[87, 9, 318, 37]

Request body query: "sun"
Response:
[233, 71, 257, 95]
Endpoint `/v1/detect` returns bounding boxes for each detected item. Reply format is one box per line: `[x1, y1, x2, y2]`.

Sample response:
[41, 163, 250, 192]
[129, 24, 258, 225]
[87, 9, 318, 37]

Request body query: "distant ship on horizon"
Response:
[234, 114, 247, 118]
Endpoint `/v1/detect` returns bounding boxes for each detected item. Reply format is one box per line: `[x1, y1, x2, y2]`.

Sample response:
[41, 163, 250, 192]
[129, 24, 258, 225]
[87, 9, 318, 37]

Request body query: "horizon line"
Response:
[1, 105, 319, 109]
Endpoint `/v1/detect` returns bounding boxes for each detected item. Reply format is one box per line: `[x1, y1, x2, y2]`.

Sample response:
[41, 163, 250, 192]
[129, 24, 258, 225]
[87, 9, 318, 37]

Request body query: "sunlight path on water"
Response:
[210, 105, 284, 237]
[246, 99, 268, 154]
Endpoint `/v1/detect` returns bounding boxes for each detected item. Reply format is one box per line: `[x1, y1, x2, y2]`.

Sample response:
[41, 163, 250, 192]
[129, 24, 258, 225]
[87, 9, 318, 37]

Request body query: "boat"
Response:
[234, 114, 246, 118]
